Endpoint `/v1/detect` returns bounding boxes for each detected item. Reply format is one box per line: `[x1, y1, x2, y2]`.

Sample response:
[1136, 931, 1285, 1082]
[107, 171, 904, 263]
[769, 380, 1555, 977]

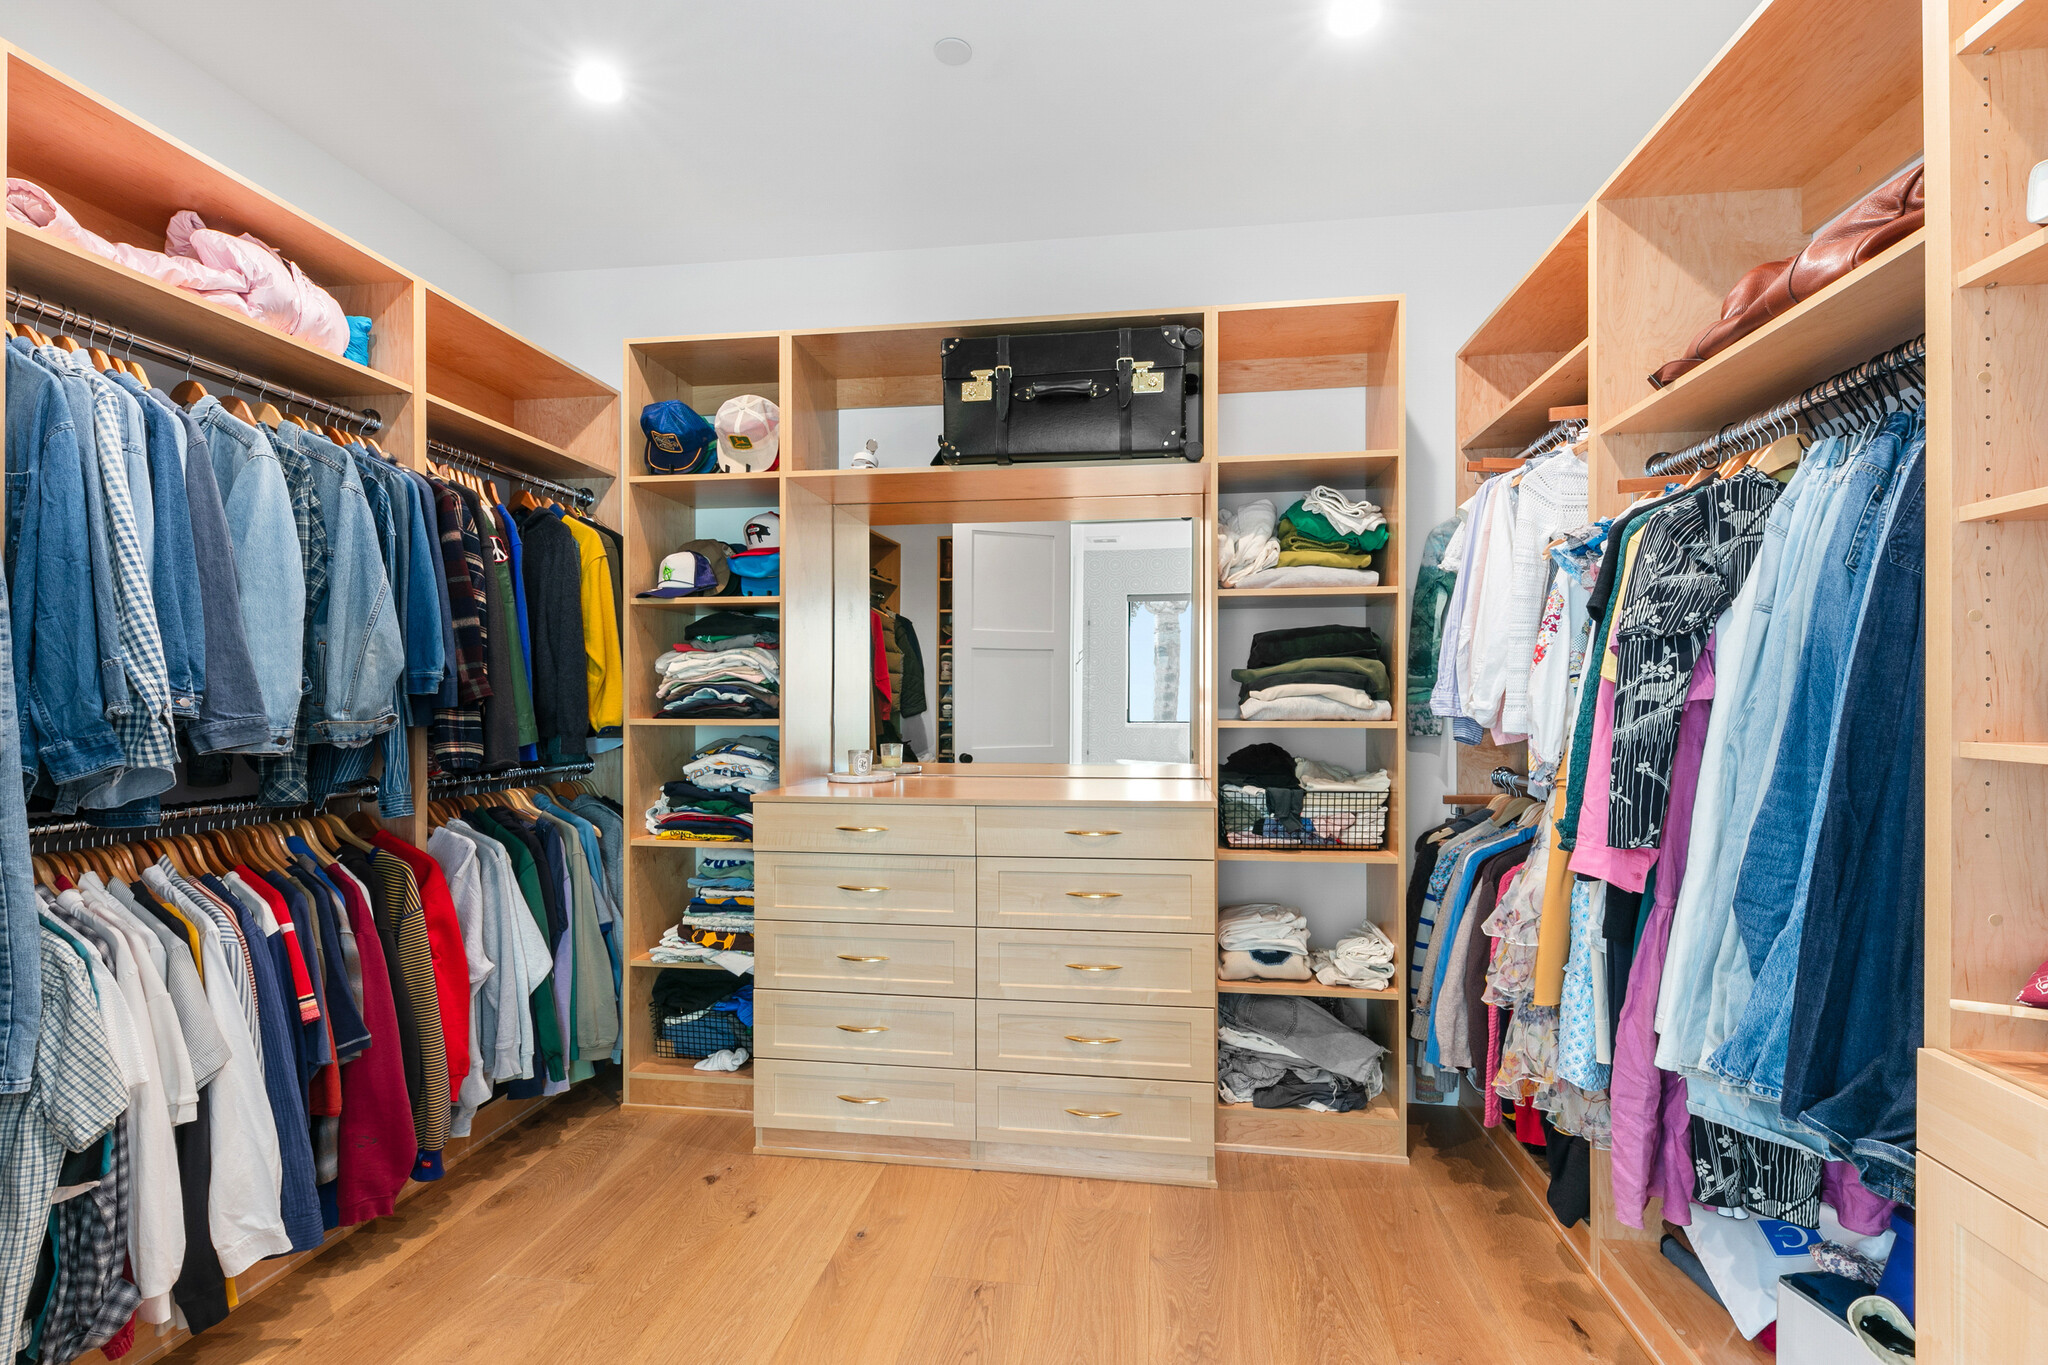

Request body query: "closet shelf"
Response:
[1957, 741, 2048, 765]
[629, 952, 751, 975]
[632, 595, 781, 609]
[425, 394, 612, 483]
[1956, 0, 2048, 55]
[1216, 587, 1397, 608]
[1214, 450, 1399, 495]
[1958, 486, 2048, 523]
[627, 471, 782, 508]
[1603, 231, 1925, 438]
[629, 837, 753, 851]
[1217, 978, 1398, 1000]
[627, 1057, 754, 1085]
[1217, 1091, 1400, 1125]
[1216, 847, 1399, 864]
[6, 222, 413, 399]
[1952, 999, 2048, 1020]
[1462, 340, 1589, 452]
[1216, 719, 1400, 730]
[787, 460, 1209, 507]
[1958, 225, 2048, 289]
[627, 717, 780, 728]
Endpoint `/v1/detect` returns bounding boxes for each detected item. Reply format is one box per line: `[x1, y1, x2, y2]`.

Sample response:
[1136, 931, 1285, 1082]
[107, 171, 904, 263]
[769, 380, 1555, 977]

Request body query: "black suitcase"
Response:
[937, 325, 1202, 464]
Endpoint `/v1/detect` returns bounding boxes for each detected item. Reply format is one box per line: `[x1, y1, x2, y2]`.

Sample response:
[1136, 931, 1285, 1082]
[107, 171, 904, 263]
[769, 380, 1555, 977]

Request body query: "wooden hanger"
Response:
[170, 379, 210, 406]
[30, 854, 55, 889]
[325, 812, 374, 853]
[1749, 431, 1807, 475]
[22, 323, 50, 347]
[225, 395, 258, 424]
[126, 358, 150, 386]
[511, 488, 541, 515]
[253, 400, 285, 430]
[53, 333, 80, 356]
[3, 320, 16, 340]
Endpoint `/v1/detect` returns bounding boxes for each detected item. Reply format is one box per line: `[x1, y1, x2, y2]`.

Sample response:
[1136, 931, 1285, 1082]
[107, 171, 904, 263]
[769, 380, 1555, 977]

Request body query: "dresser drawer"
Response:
[754, 802, 976, 857]
[977, 1002, 1215, 1082]
[755, 922, 976, 997]
[1923, 1049, 2048, 1227]
[755, 990, 976, 1068]
[975, 1073, 1215, 1156]
[977, 858, 1215, 934]
[976, 929, 1215, 1006]
[754, 1059, 976, 1139]
[756, 853, 975, 926]
[975, 805, 1212, 861]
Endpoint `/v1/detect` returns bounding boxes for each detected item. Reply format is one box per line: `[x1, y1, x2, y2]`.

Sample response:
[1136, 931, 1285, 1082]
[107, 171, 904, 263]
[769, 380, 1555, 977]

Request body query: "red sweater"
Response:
[329, 867, 418, 1223]
[374, 833, 472, 1102]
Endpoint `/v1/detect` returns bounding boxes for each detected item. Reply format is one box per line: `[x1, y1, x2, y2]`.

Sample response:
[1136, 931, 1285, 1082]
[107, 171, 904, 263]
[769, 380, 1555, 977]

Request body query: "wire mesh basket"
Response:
[651, 1002, 753, 1060]
[1219, 784, 1390, 852]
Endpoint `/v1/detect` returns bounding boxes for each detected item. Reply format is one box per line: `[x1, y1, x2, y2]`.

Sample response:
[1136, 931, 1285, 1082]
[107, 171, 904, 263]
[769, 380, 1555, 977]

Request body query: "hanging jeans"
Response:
[1710, 413, 1921, 1098]
[1778, 449, 1926, 1203]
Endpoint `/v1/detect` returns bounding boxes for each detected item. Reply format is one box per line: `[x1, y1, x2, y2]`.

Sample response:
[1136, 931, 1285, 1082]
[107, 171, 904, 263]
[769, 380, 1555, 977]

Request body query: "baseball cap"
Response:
[716, 395, 780, 472]
[743, 510, 781, 548]
[640, 401, 718, 474]
[637, 540, 732, 598]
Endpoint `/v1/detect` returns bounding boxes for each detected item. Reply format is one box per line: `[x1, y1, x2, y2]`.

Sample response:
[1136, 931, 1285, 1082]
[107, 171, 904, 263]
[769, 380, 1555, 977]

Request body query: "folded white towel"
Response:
[1303, 485, 1386, 535]
[1218, 903, 1310, 953]
[1231, 565, 1380, 589]
[1296, 760, 1393, 791]
[1238, 694, 1392, 722]
[1218, 499, 1280, 586]
[1311, 922, 1398, 990]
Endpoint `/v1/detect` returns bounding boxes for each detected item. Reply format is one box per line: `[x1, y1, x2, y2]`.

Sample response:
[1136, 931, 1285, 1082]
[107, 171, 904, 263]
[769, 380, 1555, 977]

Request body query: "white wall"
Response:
[515, 201, 1580, 938]
[0, 2, 514, 316]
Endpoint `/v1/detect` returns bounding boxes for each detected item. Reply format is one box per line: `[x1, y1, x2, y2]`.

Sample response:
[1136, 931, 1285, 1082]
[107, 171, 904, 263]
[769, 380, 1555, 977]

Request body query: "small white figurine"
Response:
[852, 438, 879, 469]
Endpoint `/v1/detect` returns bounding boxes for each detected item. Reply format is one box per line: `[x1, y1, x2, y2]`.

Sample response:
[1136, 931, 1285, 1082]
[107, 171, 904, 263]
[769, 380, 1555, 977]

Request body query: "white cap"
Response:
[743, 510, 781, 549]
[637, 551, 715, 598]
[716, 394, 780, 472]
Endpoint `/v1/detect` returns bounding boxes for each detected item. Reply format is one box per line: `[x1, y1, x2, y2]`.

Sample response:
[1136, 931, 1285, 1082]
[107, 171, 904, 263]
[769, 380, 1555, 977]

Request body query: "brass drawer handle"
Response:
[836, 953, 891, 963]
[835, 825, 889, 833]
[837, 1094, 890, 1105]
[1065, 891, 1123, 900]
[836, 884, 889, 893]
[1065, 962, 1122, 972]
[1065, 1108, 1122, 1119]
[1065, 1034, 1122, 1046]
[1064, 829, 1121, 837]
[836, 1024, 889, 1034]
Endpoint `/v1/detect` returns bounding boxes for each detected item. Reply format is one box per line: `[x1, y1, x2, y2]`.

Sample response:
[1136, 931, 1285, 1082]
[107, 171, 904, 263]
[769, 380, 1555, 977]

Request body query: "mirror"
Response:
[851, 518, 1196, 770]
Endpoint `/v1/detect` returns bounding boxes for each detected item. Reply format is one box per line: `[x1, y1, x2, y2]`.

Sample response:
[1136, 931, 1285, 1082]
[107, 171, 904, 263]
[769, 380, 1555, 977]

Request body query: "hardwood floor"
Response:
[159, 1087, 1653, 1365]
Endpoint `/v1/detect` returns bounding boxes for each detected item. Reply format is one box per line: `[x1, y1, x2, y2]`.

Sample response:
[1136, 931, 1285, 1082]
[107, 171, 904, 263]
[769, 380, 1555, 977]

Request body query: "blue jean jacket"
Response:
[111, 370, 207, 716]
[0, 553, 42, 1094]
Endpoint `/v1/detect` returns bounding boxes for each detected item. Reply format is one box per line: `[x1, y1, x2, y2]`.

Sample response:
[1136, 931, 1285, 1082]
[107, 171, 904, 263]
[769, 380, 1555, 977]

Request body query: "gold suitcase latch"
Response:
[961, 369, 994, 402]
[1130, 360, 1164, 395]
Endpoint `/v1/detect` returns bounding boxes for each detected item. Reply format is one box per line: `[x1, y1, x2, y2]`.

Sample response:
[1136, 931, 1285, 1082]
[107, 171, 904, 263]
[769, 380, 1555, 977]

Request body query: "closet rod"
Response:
[1643, 334, 1927, 477]
[428, 761, 595, 798]
[1515, 417, 1587, 463]
[28, 782, 380, 850]
[426, 438, 596, 508]
[5, 288, 385, 432]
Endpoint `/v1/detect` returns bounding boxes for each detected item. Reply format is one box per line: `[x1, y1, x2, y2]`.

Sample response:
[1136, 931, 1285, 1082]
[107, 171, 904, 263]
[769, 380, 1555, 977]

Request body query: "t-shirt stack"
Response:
[1217, 993, 1388, 1113]
[1232, 622, 1394, 722]
[655, 610, 779, 719]
[643, 735, 779, 843]
[649, 854, 755, 975]
[1217, 903, 1312, 981]
[1217, 485, 1387, 590]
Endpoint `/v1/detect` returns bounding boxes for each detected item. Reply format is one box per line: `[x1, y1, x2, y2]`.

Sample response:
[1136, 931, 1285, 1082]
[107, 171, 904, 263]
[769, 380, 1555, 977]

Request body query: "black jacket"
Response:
[517, 508, 590, 757]
[895, 616, 928, 719]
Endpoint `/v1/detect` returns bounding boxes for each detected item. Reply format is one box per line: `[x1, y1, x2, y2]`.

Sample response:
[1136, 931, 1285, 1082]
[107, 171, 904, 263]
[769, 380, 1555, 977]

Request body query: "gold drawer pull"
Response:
[1065, 891, 1123, 900]
[836, 1024, 889, 1034]
[1065, 1034, 1122, 1046]
[1065, 962, 1122, 972]
[837, 1094, 890, 1105]
[835, 825, 889, 833]
[1064, 829, 1121, 837]
[1065, 1108, 1122, 1119]
[836, 953, 891, 963]
[836, 884, 889, 893]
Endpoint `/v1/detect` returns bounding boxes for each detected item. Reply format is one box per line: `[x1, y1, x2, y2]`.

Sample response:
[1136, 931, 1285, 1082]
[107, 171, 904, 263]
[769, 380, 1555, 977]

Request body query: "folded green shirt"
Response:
[1231, 655, 1390, 699]
[1279, 548, 1377, 570]
[1279, 502, 1390, 554]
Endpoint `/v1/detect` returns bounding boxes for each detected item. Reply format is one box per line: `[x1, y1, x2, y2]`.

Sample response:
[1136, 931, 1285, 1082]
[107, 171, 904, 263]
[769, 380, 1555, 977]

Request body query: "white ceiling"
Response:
[104, 0, 1759, 276]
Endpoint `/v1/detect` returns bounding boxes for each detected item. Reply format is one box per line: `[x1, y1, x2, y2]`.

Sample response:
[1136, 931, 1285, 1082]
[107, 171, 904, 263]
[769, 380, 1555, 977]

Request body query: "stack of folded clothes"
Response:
[650, 854, 756, 974]
[644, 735, 779, 842]
[650, 970, 754, 1070]
[1217, 902, 1312, 981]
[1217, 486, 1386, 590]
[1309, 919, 1398, 991]
[1232, 622, 1393, 722]
[1217, 993, 1387, 1111]
[656, 610, 780, 719]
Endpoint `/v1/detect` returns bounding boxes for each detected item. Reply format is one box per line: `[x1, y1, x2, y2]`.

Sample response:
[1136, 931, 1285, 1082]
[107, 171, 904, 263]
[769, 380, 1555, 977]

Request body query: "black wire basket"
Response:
[1219, 784, 1390, 852]
[651, 1002, 753, 1060]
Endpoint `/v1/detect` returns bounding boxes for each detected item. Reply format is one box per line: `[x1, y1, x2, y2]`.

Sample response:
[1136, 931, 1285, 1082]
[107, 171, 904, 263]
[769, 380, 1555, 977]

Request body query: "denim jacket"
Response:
[3, 347, 122, 787]
[111, 370, 207, 717]
[26, 345, 124, 717]
[192, 396, 306, 752]
[271, 424, 403, 744]
[0, 555, 40, 1095]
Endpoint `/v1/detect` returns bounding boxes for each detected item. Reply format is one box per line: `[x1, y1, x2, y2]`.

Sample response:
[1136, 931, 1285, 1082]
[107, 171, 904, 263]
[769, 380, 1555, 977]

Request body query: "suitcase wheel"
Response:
[1183, 439, 1204, 463]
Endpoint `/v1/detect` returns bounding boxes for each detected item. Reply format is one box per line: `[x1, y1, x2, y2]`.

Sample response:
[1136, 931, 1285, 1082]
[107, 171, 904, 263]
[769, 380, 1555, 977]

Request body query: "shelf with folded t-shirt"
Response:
[1216, 978, 1399, 1000]
[1602, 230, 1926, 439]
[5, 220, 414, 401]
[631, 836, 753, 850]
[630, 718, 781, 728]
[1213, 450, 1400, 495]
[1216, 719, 1400, 730]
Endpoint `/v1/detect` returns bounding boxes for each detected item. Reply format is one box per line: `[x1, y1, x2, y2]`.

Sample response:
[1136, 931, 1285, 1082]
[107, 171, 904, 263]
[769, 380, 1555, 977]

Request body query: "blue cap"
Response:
[641, 401, 718, 474]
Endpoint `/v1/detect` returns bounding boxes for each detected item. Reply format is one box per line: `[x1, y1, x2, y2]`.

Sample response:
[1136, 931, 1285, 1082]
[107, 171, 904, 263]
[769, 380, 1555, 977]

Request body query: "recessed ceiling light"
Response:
[1326, 0, 1382, 38]
[933, 37, 973, 66]
[572, 59, 625, 103]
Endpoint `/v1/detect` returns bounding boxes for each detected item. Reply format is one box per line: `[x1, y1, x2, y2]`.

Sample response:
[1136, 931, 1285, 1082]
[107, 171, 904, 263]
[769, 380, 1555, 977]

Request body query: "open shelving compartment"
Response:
[617, 332, 788, 1114]
[1208, 295, 1411, 1163]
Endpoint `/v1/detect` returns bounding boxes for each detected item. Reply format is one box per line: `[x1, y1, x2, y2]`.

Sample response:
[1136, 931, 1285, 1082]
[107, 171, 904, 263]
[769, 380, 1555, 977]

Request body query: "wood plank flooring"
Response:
[158, 1087, 1654, 1365]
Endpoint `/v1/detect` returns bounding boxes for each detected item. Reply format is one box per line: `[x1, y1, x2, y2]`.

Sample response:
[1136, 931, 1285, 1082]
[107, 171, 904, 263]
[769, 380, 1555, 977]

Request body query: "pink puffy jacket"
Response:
[7, 179, 350, 356]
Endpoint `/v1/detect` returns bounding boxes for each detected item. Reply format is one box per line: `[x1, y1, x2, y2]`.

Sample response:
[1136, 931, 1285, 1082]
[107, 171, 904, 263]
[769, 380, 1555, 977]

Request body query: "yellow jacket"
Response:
[560, 516, 623, 732]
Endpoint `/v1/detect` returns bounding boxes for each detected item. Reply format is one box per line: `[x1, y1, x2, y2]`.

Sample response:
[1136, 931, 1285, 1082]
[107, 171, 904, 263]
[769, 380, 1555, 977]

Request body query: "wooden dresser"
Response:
[750, 776, 1219, 1186]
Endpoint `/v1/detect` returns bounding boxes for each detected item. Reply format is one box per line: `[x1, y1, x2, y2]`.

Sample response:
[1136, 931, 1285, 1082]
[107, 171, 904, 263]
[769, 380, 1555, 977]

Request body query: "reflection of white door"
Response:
[953, 522, 1071, 764]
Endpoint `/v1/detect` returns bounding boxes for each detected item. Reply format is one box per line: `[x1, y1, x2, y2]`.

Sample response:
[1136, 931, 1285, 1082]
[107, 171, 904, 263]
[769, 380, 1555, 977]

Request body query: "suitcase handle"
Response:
[1017, 378, 1105, 401]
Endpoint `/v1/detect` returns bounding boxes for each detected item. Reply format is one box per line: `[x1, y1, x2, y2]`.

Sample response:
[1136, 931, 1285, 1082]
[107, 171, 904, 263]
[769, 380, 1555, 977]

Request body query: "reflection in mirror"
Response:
[870, 519, 1194, 767]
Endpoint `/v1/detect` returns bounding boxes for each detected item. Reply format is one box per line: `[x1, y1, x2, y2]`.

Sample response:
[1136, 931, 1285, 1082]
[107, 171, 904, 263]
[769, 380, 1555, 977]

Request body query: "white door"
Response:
[953, 522, 1071, 764]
